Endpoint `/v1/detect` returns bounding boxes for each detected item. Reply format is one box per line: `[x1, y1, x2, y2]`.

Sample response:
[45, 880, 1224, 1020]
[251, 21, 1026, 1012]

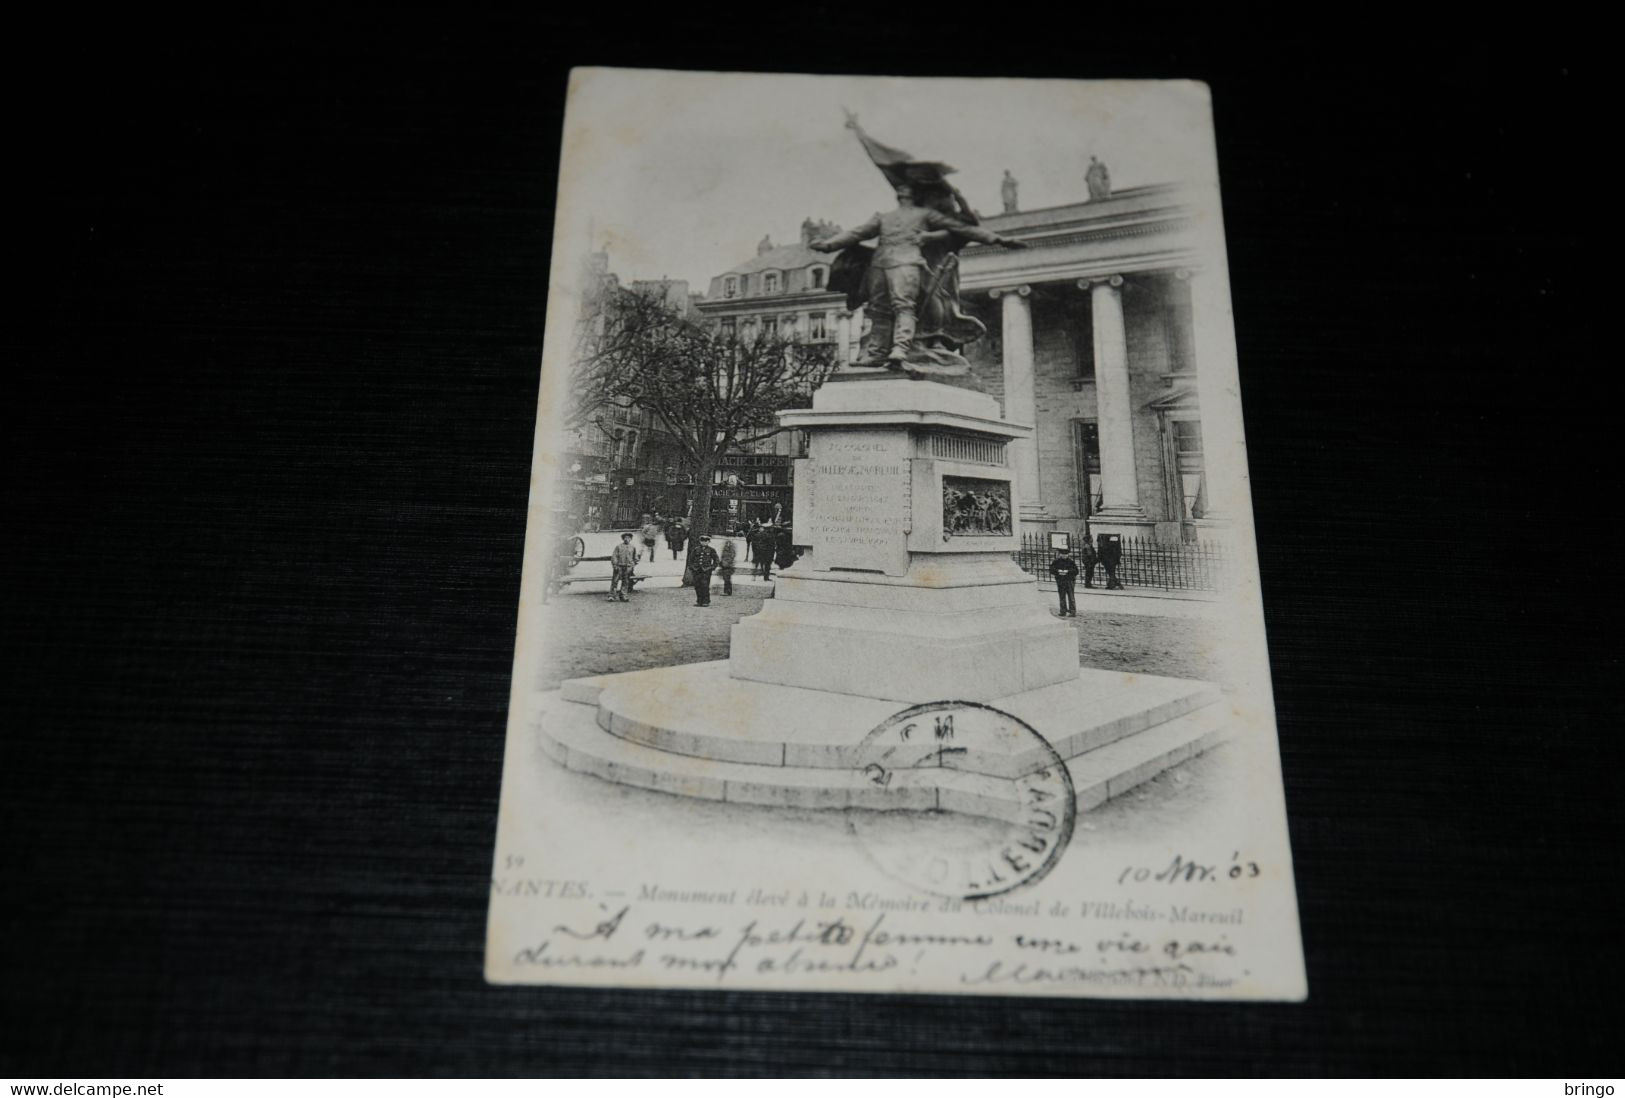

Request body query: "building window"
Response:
[724, 277, 738, 299]
[762, 317, 778, 338]
[1171, 418, 1206, 520]
[810, 266, 826, 289]
[1166, 278, 1196, 373]
[764, 271, 781, 293]
[719, 318, 736, 339]
[1072, 420, 1102, 518]
[808, 313, 828, 340]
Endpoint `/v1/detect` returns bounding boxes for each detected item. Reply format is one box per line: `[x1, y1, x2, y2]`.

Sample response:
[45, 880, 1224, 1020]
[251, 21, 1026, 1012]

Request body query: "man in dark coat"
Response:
[1096, 532, 1124, 590]
[1078, 536, 1099, 588]
[774, 525, 797, 571]
[689, 535, 720, 607]
[1049, 547, 1079, 617]
[752, 524, 777, 580]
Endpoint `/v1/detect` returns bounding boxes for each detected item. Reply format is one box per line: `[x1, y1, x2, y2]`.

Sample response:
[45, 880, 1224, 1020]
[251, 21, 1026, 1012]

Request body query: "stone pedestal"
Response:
[728, 378, 1078, 703]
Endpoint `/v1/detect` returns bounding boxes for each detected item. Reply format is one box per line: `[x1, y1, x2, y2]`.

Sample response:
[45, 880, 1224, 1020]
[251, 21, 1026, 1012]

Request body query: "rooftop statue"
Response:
[1001, 169, 1019, 213]
[1085, 155, 1112, 201]
[810, 112, 1028, 377]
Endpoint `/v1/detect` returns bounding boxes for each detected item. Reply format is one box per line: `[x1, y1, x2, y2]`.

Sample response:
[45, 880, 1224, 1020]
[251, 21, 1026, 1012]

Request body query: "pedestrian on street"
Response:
[1078, 535, 1099, 588]
[718, 535, 737, 596]
[774, 525, 797, 572]
[689, 535, 720, 606]
[608, 532, 639, 602]
[1096, 532, 1124, 590]
[1049, 546, 1079, 617]
[752, 524, 776, 580]
[638, 513, 661, 567]
[667, 518, 688, 560]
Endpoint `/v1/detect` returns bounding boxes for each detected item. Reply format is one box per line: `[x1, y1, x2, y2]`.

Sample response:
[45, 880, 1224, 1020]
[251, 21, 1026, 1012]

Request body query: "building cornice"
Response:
[697, 290, 846, 315]
[960, 249, 1200, 292]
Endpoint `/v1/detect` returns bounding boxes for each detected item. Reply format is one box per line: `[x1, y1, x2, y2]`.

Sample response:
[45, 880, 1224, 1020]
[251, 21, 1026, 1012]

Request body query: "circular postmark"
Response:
[847, 701, 1076, 901]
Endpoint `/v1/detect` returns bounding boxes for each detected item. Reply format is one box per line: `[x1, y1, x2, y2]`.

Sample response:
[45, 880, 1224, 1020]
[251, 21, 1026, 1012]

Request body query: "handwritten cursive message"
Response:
[504, 901, 1249, 993]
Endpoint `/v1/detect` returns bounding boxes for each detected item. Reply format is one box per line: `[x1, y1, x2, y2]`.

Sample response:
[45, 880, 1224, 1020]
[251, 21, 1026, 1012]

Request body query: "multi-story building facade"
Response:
[566, 258, 700, 527]
[696, 219, 859, 466]
[689, 219, 861, 524]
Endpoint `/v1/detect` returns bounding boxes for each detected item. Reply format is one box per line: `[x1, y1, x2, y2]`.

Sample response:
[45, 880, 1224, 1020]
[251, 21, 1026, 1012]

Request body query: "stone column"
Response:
[990, 285, 1052, 529]
[1179, 267, 1235, 527]
[1081, 275, 1147, 525]
[836, 311, 851, 365]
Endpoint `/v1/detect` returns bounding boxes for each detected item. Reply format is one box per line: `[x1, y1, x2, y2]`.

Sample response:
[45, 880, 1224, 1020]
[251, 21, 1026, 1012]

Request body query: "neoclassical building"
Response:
[953, 181, 1224, 544]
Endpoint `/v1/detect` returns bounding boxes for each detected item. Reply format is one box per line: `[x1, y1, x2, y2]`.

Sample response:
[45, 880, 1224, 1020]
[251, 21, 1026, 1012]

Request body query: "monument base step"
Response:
[540, 661, 1228, 821]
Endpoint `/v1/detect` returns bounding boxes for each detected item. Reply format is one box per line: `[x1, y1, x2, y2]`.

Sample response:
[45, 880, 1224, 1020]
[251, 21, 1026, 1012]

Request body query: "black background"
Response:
[4, 15, 1617, 1077]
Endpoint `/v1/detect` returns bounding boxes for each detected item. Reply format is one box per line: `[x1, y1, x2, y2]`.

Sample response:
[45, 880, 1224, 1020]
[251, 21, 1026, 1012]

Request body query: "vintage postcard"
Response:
[486, 68, 1307, 999]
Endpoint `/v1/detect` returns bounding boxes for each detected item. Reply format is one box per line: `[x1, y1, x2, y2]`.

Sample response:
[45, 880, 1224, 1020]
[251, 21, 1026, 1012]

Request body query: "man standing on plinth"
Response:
[811, 113, 1027, 370]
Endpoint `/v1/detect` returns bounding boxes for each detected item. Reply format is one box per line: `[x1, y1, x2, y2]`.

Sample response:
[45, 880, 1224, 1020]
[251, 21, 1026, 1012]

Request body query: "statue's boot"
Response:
[850, 316, 893, 367]
[885, 310, 917, 367]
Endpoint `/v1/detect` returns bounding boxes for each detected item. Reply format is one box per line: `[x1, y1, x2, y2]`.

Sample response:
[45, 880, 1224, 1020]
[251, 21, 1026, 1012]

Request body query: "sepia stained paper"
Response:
[486, 68, 1307, 1000]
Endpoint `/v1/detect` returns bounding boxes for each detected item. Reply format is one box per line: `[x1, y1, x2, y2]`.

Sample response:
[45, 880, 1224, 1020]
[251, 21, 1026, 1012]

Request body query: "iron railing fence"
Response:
[1013, 533, 1231, 592]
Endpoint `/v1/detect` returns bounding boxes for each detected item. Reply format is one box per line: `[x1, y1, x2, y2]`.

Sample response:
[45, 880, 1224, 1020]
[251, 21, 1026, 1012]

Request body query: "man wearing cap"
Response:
[688, 534, 720, 607]
[608, 531, 639, 603]
[1048, 546, 1079, 617]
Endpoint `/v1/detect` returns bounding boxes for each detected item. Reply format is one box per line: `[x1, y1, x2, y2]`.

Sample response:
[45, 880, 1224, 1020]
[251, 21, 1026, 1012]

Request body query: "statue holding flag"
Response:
[811, 112, 1028, 375]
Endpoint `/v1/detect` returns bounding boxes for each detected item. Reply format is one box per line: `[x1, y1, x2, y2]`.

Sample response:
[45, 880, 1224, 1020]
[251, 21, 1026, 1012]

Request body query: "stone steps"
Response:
[537, 667, 1228, 822]
[561, 660, 1218, 774]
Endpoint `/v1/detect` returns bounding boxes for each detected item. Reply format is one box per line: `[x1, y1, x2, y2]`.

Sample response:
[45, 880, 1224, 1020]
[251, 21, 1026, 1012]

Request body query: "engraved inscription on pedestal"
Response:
[942, 476, 1013, 537]
[805, 430, 911, 576]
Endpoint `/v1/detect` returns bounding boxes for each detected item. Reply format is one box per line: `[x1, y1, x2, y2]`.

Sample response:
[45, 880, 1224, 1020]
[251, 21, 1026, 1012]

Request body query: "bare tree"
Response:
[570, 288, 836, 548]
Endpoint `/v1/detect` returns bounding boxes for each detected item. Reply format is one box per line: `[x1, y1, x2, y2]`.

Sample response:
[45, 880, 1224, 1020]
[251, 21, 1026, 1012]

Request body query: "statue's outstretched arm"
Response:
[811, 214, 880, 253]
[926, 210, 1028, 249]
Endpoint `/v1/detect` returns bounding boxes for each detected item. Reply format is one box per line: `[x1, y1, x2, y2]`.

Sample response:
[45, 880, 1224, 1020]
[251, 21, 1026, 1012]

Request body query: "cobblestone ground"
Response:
[539, 585, 1222, 689]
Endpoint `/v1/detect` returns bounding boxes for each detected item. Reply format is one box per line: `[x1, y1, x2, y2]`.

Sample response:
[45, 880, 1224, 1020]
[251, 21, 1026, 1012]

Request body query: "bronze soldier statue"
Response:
[812, 113, 1028, 374]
